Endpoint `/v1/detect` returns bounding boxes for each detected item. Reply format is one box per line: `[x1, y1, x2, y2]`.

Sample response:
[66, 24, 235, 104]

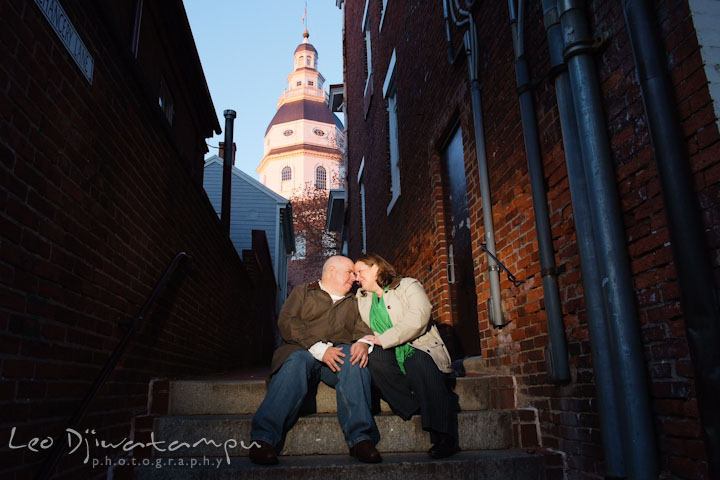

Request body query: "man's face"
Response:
[330, 258, 356, 295]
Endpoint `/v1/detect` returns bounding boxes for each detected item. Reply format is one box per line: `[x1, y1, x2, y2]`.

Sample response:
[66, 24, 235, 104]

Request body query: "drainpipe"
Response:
[443, 0, 504, 327]
[221, 109, 236, 235]
[542, 0, 625, 474]
[622, 1, 720, 475]
[558, 1, 658, 478]
[508, 0, 569, 383]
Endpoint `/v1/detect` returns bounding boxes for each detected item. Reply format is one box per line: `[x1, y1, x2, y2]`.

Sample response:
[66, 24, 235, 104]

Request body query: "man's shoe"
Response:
[349, 440, 382, 463]
[249, 441, 278, 465]
[427, 436, 460, 459]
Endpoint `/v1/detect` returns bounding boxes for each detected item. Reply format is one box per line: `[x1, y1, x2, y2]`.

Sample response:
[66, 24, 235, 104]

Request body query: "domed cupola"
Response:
[256, 30, 345, 198]
[294, 29, 318, 70]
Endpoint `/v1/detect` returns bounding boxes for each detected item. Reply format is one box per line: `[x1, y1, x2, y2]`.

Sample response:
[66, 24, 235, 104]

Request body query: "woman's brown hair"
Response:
[356, 253, 401, 289]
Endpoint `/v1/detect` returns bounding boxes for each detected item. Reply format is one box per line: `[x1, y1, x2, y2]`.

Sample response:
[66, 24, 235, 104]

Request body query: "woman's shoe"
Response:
[427, 435, 460, 459]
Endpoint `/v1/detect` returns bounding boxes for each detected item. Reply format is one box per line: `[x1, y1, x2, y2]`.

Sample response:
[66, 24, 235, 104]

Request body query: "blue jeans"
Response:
[251, 345, 380, 451]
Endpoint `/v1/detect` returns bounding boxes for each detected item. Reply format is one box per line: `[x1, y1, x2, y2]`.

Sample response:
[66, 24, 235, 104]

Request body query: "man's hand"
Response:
[322, 346, 346, 372]
[350, 342, 370, 368]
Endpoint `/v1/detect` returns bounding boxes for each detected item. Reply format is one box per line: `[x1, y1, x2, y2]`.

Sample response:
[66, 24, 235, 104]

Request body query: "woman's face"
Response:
[354, 261, 380, 291]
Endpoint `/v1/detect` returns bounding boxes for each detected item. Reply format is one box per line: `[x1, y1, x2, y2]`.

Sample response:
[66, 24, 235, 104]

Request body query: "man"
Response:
[249, 256, 381, 465]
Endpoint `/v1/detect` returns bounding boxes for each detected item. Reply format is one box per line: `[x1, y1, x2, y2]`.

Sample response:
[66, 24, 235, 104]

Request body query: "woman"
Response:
[354, 253, 459, 458]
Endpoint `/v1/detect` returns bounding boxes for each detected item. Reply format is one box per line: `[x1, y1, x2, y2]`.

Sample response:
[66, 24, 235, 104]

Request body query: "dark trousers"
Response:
[368, 347, 459, 443]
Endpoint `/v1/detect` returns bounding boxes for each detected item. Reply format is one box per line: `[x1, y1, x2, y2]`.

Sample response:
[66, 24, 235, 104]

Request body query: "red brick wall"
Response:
[1, 1, 268, 478]
[343, 0, 717, 478]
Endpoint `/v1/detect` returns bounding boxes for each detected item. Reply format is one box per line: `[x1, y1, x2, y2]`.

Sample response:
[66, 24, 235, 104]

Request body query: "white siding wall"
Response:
[203, 162, 280, 275]
[690, 0, 720, 131]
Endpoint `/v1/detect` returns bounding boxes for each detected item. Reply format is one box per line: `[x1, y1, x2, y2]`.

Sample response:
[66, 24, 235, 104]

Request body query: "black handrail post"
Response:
[221, 110, 236, 235]
[35, 252, 190, 480]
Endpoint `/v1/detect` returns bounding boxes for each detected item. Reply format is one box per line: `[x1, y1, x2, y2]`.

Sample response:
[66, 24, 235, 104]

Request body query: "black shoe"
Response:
[249, 440, 278, 465]
[427, 436, 460, 459]
[349, 440, 382, 463]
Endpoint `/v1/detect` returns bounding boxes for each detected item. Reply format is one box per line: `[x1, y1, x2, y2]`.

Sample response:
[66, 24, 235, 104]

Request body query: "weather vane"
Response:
[302, 0, 308, 31]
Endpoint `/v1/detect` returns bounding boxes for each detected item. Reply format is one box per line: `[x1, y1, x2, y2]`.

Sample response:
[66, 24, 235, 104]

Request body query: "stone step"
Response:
[167, 375, 491, 415]
[120, 450, 543, 480]
[150, 410, 512, 457]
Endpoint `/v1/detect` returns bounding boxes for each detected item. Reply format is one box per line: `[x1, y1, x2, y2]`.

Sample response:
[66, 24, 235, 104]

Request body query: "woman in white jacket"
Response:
[354, 253, 459, 458]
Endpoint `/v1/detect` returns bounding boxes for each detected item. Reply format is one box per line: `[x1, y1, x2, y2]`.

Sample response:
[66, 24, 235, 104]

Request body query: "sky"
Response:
[183, 0, 344, 179]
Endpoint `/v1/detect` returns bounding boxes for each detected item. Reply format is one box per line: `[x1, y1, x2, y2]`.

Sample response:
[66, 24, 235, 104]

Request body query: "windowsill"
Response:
[363, 74, 373, 119]
[386, 191, 400, 215]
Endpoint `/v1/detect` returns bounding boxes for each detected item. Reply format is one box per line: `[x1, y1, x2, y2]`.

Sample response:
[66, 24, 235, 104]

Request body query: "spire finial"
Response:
[303, 29, 309, 42]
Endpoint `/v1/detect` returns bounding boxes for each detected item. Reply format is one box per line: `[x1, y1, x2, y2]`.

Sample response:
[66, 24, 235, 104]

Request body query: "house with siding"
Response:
[203, 155, 295, 308]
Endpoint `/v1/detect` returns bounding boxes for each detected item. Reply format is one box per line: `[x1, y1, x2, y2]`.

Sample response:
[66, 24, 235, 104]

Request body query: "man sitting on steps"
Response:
[249, 255, 381, 465]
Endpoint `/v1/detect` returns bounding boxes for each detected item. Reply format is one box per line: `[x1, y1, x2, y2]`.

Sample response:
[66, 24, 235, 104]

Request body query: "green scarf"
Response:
[369, 290, 415, 374]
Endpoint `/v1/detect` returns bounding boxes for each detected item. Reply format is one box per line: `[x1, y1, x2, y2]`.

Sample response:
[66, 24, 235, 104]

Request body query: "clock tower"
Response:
[256, 30, 344, 199]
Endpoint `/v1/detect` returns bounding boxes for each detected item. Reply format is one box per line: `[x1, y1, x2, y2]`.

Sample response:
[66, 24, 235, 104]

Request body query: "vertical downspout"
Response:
[542, 0, 626, 475]
[221, 109, 236, 235]
[443, 0, 505, 327]
[558, 1, 658, 478]
[622, 2, 720, 476]
[508, 0, 570, 383]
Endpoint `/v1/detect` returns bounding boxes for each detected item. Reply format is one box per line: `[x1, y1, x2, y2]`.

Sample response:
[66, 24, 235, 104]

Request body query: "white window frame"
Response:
[292, 234, 306, 260]
[379, 0, 389, 32]
[383, 50, 400, 214]
[362, 0, 373, 97]
[315, 165, 327, 190]
[358, 157, 367, 253]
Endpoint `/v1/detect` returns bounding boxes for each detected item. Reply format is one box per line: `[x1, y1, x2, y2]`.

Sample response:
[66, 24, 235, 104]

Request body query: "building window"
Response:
[158, 77, 174, 125]
[296, 81, 302, 87]
[384, 50, 400, 214]
[379, 0, 389, 32]
[315, 166, 327, 190]
[308, 80, 314, 86]
[362, 0, 372, 96]
[358, 157, 367, 253]
[131, 0, 143, 57]
[292, 235, 306, 260]
[282, 166, 292, 181]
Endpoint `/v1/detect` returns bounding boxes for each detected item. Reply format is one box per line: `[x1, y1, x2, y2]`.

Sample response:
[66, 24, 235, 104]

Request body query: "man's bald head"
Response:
[321, 255, 356, 296]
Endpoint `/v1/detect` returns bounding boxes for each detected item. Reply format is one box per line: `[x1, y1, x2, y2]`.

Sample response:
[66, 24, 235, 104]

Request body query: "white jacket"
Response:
[356, 277, 452, 373]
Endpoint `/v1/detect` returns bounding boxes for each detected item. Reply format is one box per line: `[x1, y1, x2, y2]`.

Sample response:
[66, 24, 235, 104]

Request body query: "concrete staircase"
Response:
[113, 369, 558, 479]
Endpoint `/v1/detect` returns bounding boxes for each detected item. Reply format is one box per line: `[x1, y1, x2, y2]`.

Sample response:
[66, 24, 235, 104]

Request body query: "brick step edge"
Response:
[166, 375, 510, 415]
[111, 449, 550, 480]
[146, 411, 512, 457]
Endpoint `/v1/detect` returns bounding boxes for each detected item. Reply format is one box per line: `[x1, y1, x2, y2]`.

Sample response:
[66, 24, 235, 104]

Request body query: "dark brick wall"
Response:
[343, 0, 717, 478]
[1, 1, 268, 478]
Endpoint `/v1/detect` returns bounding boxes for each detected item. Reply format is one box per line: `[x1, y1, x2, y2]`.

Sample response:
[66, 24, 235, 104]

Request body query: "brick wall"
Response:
[1, 1, 270, 478]
[343, 0, 718, 478]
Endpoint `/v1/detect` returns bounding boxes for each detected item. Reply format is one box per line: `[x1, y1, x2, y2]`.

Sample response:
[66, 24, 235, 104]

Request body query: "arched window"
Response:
[315, 166, 327, 190]
[282, 166, 292, 181]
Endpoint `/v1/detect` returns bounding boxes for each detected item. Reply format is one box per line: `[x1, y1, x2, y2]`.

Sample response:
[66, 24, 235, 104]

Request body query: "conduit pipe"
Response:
[558, 1, 658, 477]
[622, 2, 720, 475]
[221, 109, 236, 235]
[508, 0, 570, 383]
[443, 0, 505, 327]
[541, 0, 625, 474]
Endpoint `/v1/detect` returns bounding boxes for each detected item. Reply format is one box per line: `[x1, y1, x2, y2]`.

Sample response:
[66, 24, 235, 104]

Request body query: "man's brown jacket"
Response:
[271, 282, 373, 374]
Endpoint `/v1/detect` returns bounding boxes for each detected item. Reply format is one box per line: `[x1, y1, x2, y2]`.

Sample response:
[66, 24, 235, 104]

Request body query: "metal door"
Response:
[443, 126, 481, 357]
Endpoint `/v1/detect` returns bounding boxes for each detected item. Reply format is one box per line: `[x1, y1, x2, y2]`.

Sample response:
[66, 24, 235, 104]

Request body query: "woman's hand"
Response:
[350, 342, 369, 368]
[362, 334, 383, 347]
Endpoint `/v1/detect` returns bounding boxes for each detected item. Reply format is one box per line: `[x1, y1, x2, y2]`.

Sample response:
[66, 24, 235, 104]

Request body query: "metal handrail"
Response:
[35, 252, 191, 479]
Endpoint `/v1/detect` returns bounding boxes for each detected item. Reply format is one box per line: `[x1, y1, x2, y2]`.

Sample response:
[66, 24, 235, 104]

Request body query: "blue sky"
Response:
[183, 0, 344, 179]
